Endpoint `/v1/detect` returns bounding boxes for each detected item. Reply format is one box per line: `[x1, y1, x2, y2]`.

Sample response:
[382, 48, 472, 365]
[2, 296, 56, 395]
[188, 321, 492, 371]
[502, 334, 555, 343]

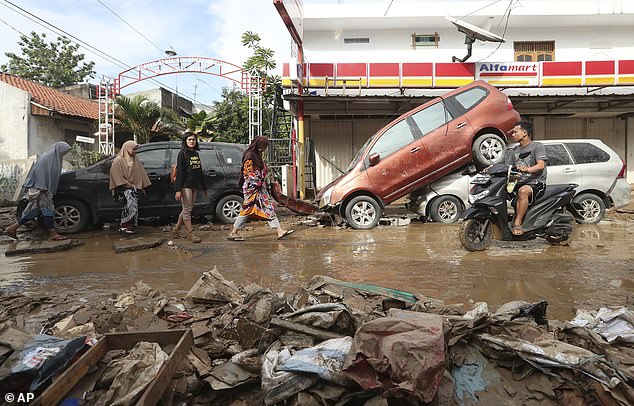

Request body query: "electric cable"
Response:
[476, 0, 513, 62]
[1, 0, 212, 108]
[0, 15, 26, 36]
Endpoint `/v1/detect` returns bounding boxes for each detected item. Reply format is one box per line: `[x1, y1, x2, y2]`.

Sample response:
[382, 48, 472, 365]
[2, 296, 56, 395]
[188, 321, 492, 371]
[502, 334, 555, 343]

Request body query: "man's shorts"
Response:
[511, 182, 546, 206]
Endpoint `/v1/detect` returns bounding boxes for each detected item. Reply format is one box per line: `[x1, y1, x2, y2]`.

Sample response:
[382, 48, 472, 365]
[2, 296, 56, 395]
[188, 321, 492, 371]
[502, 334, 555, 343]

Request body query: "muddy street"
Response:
[1, 210, 632, 321]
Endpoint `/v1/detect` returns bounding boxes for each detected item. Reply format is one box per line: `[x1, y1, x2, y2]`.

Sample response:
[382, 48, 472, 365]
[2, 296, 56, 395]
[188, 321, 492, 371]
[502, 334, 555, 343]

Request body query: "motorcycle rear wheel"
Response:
[459, 218, 493, 251]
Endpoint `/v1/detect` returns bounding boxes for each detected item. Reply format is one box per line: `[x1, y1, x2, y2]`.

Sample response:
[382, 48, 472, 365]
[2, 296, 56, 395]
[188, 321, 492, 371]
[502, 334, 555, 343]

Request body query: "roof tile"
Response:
[0, 73, 98, 120]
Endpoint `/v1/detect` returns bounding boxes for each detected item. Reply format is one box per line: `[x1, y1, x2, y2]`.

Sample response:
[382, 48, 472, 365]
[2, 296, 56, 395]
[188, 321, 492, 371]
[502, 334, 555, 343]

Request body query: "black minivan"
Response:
[54, 141, 246, 233]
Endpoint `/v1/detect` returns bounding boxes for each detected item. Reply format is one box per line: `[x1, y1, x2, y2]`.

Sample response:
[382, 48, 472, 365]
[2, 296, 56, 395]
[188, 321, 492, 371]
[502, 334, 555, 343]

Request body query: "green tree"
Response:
[1, 32, 95, 87]
[186, 110, 216, 140]
[211, 87, 249, 144]
[115, 95, 181, 144]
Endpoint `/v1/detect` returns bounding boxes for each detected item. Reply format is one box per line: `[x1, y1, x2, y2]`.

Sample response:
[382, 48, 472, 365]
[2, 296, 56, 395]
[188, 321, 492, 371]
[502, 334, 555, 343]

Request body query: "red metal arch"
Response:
[114, 56, 248, 94]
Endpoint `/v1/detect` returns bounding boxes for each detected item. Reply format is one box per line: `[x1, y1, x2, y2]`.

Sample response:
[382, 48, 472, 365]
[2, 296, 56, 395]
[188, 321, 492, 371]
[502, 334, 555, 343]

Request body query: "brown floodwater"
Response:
[1, 217, 632, 321]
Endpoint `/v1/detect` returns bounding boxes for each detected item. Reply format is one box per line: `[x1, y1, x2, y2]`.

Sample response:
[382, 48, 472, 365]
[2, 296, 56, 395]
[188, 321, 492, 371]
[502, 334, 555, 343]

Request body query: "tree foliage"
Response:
[211, 87, 249, 144]
[186, 110, 216, 141]
[115, 95, 182, 144]
[1, 32, 95, 87]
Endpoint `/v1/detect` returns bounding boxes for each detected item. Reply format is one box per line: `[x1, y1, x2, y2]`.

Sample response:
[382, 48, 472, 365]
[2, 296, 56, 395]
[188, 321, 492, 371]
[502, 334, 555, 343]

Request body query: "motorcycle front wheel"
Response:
[459, 218, 493, 251]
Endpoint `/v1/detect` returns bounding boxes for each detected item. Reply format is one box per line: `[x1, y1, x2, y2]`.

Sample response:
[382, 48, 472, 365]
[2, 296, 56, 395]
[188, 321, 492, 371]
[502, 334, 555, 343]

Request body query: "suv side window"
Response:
[544, 144, 572, 166]
[368, 118, 415, 159]
[410, 102, 452, 137]
[137, 148, 167, 169]
[451, 87, 488, 111]
[199, 148, 221, 169]
[566, 142, 610, 164]
[217, 145, 244, 167]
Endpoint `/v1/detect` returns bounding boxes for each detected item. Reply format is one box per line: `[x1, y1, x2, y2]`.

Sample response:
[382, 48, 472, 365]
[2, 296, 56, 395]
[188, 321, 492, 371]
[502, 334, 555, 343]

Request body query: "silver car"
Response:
[407, 139, 630, 224]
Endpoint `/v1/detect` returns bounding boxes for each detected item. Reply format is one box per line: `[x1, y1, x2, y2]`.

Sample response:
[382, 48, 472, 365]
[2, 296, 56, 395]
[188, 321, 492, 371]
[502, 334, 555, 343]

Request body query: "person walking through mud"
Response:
[505, 121, 548, 235]
[109, 140, 151, 234]
[4, 141, 71, 241]
[173, 131, 206, 243]
[227, 136, 294, 241]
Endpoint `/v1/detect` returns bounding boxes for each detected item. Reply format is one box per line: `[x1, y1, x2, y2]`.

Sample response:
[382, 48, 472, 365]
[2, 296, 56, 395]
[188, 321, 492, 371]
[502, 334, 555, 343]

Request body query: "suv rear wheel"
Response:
[55, 199, 90, 233]
[472, 134, 506, 168]
[572, 193, 606, 224]
[215, 194, 243, 224]
[345, 196, 382, 229]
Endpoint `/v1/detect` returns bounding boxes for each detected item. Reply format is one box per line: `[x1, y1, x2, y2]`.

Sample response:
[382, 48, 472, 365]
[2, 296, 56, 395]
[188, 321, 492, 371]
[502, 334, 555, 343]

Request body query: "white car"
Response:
[407, 139, 630, 224]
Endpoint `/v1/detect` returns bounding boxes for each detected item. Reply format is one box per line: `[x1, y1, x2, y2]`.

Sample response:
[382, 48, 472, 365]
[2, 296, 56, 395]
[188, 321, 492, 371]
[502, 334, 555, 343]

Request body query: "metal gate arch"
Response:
[98, 56, 262, 153]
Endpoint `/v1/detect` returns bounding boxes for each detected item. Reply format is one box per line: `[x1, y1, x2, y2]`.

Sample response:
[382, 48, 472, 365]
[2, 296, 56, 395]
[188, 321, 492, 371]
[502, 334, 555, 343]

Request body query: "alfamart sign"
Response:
[476, 62, 539, 86]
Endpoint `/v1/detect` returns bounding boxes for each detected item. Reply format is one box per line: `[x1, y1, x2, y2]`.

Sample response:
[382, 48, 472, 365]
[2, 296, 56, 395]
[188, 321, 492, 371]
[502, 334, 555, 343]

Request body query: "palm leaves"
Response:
[115, 95, 181, 143]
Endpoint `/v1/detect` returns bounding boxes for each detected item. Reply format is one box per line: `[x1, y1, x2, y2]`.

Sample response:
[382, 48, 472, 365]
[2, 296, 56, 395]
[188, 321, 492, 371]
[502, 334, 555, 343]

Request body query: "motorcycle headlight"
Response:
[468, 189, 489, 204]
[320, 186, 333, 207]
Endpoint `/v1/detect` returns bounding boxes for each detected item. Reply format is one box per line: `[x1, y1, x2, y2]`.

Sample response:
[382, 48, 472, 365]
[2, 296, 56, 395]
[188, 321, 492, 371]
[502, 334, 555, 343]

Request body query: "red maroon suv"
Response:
[317, 80, 520, 229]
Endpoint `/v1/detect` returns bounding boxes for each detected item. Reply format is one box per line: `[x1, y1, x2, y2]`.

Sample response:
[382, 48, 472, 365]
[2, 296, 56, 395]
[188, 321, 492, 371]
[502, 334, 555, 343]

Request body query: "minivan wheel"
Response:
[55, 199, 90, 234]
[344, 196, 382, 229]
[429, 195, 463, 223]
[215, 195, 243, 224]
[472, 134, 506, 168]
[572, 193, 606, 224]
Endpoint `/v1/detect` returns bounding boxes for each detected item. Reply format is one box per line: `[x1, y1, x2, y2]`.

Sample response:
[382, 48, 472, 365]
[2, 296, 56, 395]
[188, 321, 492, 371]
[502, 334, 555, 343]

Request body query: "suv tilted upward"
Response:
[317, 80, 520, 229]
[54, 141, 246, 233]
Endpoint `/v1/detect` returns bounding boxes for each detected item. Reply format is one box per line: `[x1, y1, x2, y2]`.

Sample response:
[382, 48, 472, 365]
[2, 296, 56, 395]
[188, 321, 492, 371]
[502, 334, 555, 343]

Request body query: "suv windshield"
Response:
[346, 133, 376, 172]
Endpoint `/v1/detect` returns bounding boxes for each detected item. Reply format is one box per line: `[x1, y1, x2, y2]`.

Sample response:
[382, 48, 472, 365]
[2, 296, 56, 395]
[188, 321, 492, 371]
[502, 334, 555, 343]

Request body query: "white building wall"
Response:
[0, 82, 29, 160]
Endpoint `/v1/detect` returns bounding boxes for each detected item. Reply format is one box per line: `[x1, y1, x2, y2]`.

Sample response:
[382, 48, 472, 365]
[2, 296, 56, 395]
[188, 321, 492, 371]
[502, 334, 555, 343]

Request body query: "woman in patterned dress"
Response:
[227, 136, 293, 241]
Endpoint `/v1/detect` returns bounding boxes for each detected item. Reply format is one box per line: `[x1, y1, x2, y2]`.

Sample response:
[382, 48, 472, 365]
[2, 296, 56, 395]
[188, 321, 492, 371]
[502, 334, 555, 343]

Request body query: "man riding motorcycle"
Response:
[505, 121, 548, 236]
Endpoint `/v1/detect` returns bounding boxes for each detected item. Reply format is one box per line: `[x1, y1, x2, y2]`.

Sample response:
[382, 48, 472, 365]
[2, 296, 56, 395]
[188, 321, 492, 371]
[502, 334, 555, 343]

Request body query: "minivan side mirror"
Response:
[368, 153, 381, 167]
[461, 164, 478, 176]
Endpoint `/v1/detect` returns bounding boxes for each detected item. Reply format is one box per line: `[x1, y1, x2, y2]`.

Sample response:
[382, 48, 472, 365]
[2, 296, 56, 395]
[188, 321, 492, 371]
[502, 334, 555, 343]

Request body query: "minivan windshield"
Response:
[346, 133, 376, 172]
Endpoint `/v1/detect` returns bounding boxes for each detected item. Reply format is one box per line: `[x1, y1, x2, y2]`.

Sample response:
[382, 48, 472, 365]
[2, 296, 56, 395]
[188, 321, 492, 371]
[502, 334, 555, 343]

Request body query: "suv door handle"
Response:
[563, 168, 575, 174]
[207, 170, 219, 176]
[456, 122, 467, 129]
[410, 147, 421, 153]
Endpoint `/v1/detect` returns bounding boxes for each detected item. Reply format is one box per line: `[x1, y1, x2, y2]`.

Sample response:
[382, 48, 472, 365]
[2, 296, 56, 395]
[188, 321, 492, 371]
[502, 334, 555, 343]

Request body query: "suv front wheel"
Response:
[215, 194, 243, 224]
[345, 195, 382, 229]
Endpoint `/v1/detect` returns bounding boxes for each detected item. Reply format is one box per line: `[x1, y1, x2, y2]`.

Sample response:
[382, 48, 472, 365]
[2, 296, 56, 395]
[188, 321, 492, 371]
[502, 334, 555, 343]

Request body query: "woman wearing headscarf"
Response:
[227, 136, 293, 241]
[173, 131, 207, 243]
[109, 140, 151, 234]
[4, 141, 71, 241]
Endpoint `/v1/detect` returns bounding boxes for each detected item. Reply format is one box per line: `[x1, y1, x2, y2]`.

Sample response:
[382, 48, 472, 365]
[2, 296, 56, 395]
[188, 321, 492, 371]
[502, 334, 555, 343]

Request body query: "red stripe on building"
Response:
[309, 63, 334, 77]
[337, 63, 367, 76]
[542, 62, 582, 76]
[369, 63, 399, 76]
[585, 61, 614, 75]
[283, 63, 290, 76]
[435, 63, 475, 77]
[402, 63, 433, 76]
[618, 60, 634, 74]
[480, 72, 537, 77]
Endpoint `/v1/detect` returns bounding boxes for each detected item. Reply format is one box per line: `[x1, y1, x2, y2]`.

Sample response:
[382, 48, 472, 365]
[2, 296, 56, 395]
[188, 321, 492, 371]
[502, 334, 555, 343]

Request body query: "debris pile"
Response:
[1, 270, 633, 405]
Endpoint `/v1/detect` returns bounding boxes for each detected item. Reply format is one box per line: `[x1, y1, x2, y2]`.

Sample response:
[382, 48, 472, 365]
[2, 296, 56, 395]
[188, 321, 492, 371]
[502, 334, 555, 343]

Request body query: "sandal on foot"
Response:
[512, 225, 524, 236]
[50, 234, 68, 241]
[277, 229, 295, 240]
[226, 235, 244, 241]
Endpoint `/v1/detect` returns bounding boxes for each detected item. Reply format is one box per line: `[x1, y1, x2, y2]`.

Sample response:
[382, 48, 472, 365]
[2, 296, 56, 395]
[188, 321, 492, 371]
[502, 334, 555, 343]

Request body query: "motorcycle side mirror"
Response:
[461, 164, 478, 176]
[368, 153, 381, 167]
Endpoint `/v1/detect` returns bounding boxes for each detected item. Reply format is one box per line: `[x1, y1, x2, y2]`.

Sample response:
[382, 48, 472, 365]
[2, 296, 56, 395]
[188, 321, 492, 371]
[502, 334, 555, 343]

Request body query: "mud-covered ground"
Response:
[1, 203, 632, 323]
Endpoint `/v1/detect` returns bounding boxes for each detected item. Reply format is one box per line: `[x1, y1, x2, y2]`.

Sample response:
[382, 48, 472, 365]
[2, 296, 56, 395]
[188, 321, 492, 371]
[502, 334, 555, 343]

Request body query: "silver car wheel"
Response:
[438, 200, 458, 221]
[351, 201, 377, 226]
[55, 205, 81, 229]
[578, 198, 601, 221]
[222, 199, 242, 221]
[479, 137, 504, 161]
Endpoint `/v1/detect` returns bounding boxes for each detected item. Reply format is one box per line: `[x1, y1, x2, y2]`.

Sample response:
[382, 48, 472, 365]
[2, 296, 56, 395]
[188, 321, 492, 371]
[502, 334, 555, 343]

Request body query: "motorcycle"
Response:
[459, 164, 577, 251]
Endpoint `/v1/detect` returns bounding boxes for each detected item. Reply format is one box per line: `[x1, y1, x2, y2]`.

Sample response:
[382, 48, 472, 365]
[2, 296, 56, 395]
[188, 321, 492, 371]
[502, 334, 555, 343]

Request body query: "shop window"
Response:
[412, 32, 440, 48]
[514, 41, 554, 62]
